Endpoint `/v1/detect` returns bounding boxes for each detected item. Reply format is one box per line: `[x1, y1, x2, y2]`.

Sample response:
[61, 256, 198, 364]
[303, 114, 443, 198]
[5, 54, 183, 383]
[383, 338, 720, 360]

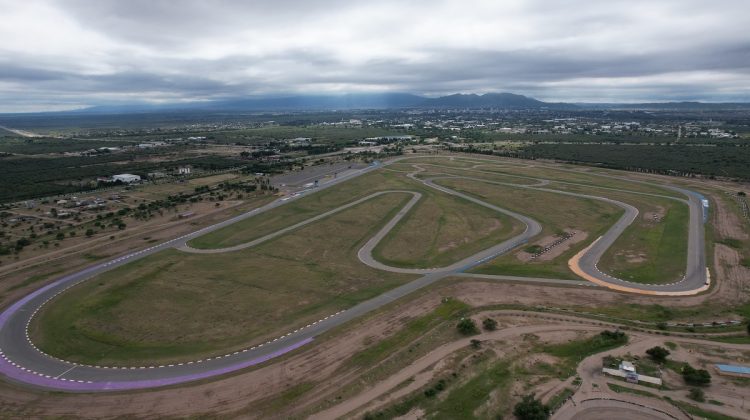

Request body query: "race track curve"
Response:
[0, 155, 707, 391]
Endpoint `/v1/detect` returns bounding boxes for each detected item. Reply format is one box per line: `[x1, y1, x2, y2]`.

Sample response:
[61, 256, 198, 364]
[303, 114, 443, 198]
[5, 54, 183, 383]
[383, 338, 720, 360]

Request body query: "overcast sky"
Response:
[1, 0, 749, 111]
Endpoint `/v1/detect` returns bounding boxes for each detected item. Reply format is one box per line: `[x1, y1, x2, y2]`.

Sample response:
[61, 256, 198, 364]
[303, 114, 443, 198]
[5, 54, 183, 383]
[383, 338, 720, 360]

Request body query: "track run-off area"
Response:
[0, 155, 709, 391]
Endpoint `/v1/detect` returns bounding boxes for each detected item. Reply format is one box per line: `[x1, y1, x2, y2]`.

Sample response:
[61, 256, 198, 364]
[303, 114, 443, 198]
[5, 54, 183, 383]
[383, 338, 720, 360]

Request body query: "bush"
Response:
[646, 346, 670, 363]
[423, 379, 447, 398]
[688, 388, 705, 402]
[483, 318, 498, 331]
[457, 318, 479, 335]
[600, 330, 626, 340]
[15, 237, 31, 250]
[719, 238, 743, 249]
[682, 364, 711, 386]
[524, 245, 543, 254]
[85, 229, 94, 237]
[513, 394, 550, 420]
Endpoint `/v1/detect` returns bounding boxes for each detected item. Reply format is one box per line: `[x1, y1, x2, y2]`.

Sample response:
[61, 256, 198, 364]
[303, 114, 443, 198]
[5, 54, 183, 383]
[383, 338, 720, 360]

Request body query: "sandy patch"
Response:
[714, 244, 750, 306]
[643, 205, 665, 224]
[516, 229, 588, 262]
[712, 192, 748, 240]
[395, 407, 425, 420]
[617, 251, 648, 264]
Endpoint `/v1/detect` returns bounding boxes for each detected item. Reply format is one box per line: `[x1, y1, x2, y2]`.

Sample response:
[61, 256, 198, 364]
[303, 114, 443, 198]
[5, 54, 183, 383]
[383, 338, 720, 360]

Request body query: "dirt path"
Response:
[311, 323, 600, 420]
[556, 333, 750, 420]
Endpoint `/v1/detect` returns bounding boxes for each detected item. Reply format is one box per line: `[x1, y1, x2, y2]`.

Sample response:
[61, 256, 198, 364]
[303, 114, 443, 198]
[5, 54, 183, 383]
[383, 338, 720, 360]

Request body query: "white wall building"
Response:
[112, 174, 141, 184]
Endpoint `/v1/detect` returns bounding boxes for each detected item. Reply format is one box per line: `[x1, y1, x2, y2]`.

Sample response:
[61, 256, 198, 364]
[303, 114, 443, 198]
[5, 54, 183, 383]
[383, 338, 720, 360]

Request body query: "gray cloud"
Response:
[0, 0, 749, 111]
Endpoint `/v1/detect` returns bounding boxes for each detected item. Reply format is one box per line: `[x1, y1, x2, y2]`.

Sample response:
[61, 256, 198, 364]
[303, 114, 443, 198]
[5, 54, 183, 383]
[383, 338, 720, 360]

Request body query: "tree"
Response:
[513, 394, 550, 420]
[15, 237, 31, 249]
[682, 364, 711, 386]
[483, 318, 498, 331]
[457, 318, 479, 335]
[688, 388, 705, 402]
[646, 346, 670, 363]
[85, 229, 94, 237]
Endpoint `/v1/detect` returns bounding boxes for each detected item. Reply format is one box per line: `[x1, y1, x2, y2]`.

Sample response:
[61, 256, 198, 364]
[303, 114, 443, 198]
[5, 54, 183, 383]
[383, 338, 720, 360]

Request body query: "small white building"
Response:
[112, 174, 141, 184]
[620, 361, 636, 373]
[178, 166, 192, 175]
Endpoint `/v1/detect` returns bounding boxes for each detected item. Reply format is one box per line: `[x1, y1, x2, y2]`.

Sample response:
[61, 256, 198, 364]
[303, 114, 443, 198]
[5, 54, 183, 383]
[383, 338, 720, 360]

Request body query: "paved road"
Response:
[0, 155, 707, 391]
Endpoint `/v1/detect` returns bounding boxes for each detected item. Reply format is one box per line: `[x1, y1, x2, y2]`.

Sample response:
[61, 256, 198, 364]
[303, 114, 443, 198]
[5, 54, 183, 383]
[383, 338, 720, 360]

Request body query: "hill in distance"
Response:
[76, 92, 574, 114]
[5, 92, 750, 115]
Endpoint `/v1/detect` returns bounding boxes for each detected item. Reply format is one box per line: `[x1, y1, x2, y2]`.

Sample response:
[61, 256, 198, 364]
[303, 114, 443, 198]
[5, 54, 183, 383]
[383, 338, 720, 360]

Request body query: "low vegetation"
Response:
[513, 394, 550, 420]
[346, 298, 469, 368]
[456, 318, 479, 335]
[646, 345, 671, 363]
[681, 363, 712, 386]
[30, 193, 417, 365]
[436, 177, 622, 279]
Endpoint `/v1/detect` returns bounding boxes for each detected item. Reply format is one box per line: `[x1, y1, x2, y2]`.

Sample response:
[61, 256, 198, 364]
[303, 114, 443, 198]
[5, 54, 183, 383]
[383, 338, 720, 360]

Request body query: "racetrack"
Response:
[0, 155, 708, 391]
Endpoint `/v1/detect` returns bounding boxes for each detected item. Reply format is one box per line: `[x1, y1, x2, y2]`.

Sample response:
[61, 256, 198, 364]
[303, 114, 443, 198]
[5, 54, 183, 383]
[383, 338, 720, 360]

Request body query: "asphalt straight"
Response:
[0, 155, 707, 391]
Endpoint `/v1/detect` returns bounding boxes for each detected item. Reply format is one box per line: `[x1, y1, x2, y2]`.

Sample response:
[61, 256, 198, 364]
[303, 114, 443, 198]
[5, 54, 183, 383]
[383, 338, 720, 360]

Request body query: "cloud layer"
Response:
[1, 0, 749, 111]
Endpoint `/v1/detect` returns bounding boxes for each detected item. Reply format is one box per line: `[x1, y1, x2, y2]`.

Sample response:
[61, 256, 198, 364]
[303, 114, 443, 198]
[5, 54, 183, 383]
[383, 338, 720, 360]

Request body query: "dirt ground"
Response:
[711, 191, 749, 241]
[643, 205, 666, 223]
[714, 244, 750, 306]
[516, 229, 587, 262]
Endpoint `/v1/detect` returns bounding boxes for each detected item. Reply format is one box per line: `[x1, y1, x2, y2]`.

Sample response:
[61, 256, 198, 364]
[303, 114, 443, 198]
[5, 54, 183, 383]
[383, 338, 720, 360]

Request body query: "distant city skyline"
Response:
[1, 0, 749, 112]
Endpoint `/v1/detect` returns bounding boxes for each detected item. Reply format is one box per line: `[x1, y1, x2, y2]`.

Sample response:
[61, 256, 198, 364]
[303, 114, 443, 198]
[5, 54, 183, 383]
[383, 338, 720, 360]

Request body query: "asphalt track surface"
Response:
[0, 156, 707, 391]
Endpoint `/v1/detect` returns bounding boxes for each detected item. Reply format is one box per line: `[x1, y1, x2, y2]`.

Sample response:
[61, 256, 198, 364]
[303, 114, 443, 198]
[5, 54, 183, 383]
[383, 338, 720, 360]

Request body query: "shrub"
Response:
[513, 394, 550, 420]
[688, 388, 705, 402]
[646, 346, 670, 363]
[457, 318, 479, 335]
[682, 364, 711, 386]
[483, 318, 498, 331]
[600, 330, 626, 340]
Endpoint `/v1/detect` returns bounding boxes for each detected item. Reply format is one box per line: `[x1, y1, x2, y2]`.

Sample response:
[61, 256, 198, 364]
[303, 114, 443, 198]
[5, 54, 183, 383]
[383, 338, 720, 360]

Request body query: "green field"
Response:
[30, 192, 417, 365]
[190, 169, 523, 270]
[409, 156, 682, 198]
[372, 187, 524, 268]
[188, 171, 411, 249]
[435, 177, 622, 279]
[414, 157, 690, 283]
[551, 183, 690, 284]
[600, 196, 689, 284]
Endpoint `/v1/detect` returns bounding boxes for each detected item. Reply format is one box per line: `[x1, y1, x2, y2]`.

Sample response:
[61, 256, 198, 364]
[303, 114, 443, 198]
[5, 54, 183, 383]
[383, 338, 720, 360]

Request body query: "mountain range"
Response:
[10, 92, 750, 115]
[77, 92, 562, 114]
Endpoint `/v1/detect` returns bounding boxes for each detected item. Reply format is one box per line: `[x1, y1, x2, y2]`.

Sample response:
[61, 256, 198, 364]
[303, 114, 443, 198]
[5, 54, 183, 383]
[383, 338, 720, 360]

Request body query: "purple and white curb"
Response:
[0, 338, 313, 391]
